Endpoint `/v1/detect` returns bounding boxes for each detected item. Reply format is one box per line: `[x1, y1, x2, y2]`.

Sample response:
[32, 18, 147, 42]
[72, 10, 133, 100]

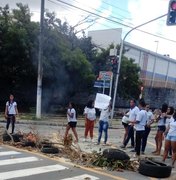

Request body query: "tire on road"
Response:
[103, 148, 130, 161]
[23, 141, 36, 147]
[41, 146, 59, 154]
[138, 159, 172, 178]
[3, 133, 11, 142]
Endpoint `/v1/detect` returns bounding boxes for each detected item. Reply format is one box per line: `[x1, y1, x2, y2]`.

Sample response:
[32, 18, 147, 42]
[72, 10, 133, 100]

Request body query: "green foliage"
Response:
[118, 57, 142, 99]
[0, 3, 141, 112]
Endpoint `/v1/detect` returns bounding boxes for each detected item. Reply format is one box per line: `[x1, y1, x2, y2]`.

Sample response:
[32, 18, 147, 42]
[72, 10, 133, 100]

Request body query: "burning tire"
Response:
[103, 148, 130, 161]
[138, 159, 172, 178]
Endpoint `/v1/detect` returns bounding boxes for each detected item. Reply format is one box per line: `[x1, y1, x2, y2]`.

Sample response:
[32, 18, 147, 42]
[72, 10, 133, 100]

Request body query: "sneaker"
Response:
[127, 145, 134, 148]
[141, 151, 145, 155]
[130, 149, 136, 152]
[120, 145, 126, 149]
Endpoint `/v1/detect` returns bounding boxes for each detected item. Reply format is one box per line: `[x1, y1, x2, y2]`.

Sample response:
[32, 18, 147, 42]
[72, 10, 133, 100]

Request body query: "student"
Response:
[134, 99, 147, 158]
[64, 102, 78, 143]
[121, 111, 130, 145]
[153, 103, 168, 155]
[120, 99, 139, 149]
[5, 94, 18, 134]
[141, 104, 154, 154]
[163, 110, 176, 168]
[83, 100, 96, 142]
[96, 103, 111, 145]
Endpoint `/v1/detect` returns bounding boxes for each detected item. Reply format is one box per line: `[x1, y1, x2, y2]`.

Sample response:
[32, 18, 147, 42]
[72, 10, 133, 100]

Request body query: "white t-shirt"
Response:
[146, 111, 154, 124]
[84, 107, 96, 121]
[158, 113, 165, 126]
[135, 109, 147, 131]
[67, 108, 77, 122]
[122, 112, 130, 124]
[99, 108, 111, 122]
[165, 117, 172, 128]
[129, 106, 140, 122]
[6, 101, 17, 115]
[168, 117, 176, 136]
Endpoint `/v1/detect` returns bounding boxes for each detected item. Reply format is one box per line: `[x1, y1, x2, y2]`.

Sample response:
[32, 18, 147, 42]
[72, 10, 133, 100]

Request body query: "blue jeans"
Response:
[98, 120, 109, 144]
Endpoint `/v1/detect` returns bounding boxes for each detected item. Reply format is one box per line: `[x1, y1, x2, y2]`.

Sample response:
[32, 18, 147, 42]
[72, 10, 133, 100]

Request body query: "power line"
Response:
[49, 0, 176, 43]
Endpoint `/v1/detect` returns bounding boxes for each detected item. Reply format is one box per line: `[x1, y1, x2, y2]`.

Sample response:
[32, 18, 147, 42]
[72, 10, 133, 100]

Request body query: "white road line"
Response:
[0, 151, 21, 156]
[0, 164, 68, 180]
[61, 174, 99, 180]
[0, 157, 40, 166]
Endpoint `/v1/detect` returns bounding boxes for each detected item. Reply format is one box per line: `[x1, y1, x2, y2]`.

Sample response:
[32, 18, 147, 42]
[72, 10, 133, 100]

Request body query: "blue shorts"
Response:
[157, 125, 166, 132]
[166, 134, 176, 142]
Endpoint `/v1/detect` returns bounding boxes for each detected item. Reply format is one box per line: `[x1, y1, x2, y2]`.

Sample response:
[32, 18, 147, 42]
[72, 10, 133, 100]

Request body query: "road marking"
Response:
[0, 156, 40, 166]
[0, 164, 68, 180]
[0, 151, 21, 156]
[61, 174, 99, 180]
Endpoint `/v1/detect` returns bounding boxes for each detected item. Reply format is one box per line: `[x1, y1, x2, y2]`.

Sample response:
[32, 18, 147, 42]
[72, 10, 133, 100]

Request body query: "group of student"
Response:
[121, 99, 176, 168]
[5, 94, 176, 168]
[64, 100, 111, 145]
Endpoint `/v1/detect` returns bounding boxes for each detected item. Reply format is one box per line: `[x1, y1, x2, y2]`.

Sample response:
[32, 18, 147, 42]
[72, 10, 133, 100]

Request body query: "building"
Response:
[88, 29, 176, 108]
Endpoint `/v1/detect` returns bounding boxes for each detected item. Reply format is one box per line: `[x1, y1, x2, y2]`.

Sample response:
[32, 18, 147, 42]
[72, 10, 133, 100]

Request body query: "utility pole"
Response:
[36, 0, 45, 119]
[111, 13, 167, 120]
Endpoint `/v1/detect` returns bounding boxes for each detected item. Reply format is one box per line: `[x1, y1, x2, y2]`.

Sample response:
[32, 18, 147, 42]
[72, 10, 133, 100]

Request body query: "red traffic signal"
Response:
[171, 1, 176, 10]
[167, 0, 176, 26]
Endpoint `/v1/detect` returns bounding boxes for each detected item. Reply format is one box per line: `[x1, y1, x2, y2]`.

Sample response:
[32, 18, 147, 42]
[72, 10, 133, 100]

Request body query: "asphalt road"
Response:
[0, 122, 176, 180]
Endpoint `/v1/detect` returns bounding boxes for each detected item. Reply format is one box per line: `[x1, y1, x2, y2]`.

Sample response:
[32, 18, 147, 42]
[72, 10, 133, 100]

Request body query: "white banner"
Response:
[94, 93, 111, 109]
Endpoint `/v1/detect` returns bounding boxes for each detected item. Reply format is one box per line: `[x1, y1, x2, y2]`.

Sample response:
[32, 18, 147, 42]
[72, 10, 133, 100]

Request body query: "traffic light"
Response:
[167, 0, 176, 26]
[110, 56, 119, 74]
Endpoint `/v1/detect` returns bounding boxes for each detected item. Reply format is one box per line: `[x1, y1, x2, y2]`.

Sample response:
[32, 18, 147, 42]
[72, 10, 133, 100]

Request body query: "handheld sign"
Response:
[94, 93, 111, 109]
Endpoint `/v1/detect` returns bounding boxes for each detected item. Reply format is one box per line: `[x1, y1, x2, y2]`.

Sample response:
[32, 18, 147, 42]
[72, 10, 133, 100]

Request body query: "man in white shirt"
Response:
[5, 94, 18, 134]
[134, 99, 147, 157]
[121, 99, 139, 148]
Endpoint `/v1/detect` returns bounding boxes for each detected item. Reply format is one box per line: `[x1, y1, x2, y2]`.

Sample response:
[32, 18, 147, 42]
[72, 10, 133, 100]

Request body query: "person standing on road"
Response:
[133, 99, 147, 158]
[5, 94, 18, 134]
[121, 111, 130, 145]
[141, 104, 154, 154]
[152, 103, 168, 155]
[163, 110, 176, 168]
[83, 100, 96, 142]
[64, 102, 78, 143]
[96, 102, 111, 145]
[120, 99, 140, 149]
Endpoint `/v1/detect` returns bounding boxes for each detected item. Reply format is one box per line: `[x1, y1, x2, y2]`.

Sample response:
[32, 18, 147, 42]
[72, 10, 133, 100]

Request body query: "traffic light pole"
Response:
[111, 13, 167, 120]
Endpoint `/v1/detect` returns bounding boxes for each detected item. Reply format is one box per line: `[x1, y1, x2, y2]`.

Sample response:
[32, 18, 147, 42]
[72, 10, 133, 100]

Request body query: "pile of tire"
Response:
[103, 148, 130, 161]
[138, 159, 172, 178]
[3, 133, 23, 142]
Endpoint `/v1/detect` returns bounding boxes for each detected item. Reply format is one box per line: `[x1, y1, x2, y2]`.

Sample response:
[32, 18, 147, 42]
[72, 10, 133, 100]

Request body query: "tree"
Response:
[118, 57, 142, 99]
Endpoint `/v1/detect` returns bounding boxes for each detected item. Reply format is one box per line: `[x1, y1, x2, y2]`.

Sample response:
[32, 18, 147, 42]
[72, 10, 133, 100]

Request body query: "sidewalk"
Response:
[0, 116, 123, 129]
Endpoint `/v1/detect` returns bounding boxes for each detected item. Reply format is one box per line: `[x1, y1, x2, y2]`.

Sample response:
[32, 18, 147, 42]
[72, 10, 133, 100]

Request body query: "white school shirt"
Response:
[135, 109, 147, 131]
[84, 107, 96, 121]
[99, 108, 111, 122]
[168, 117, 176, 136]
[129, 106, 140, 122]
[158, 113, 165, 126]
[146, 111, 154, 124]
[6, 101, 17, 115]
[67, 108, 77, 122]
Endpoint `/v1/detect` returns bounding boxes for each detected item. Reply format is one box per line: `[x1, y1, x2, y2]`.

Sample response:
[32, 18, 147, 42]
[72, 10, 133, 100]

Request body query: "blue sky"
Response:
[1, 0, 176, 59]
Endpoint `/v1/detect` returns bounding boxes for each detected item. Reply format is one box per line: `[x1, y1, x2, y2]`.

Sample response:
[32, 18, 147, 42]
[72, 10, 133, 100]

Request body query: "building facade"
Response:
[88, 29, 176, 108]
